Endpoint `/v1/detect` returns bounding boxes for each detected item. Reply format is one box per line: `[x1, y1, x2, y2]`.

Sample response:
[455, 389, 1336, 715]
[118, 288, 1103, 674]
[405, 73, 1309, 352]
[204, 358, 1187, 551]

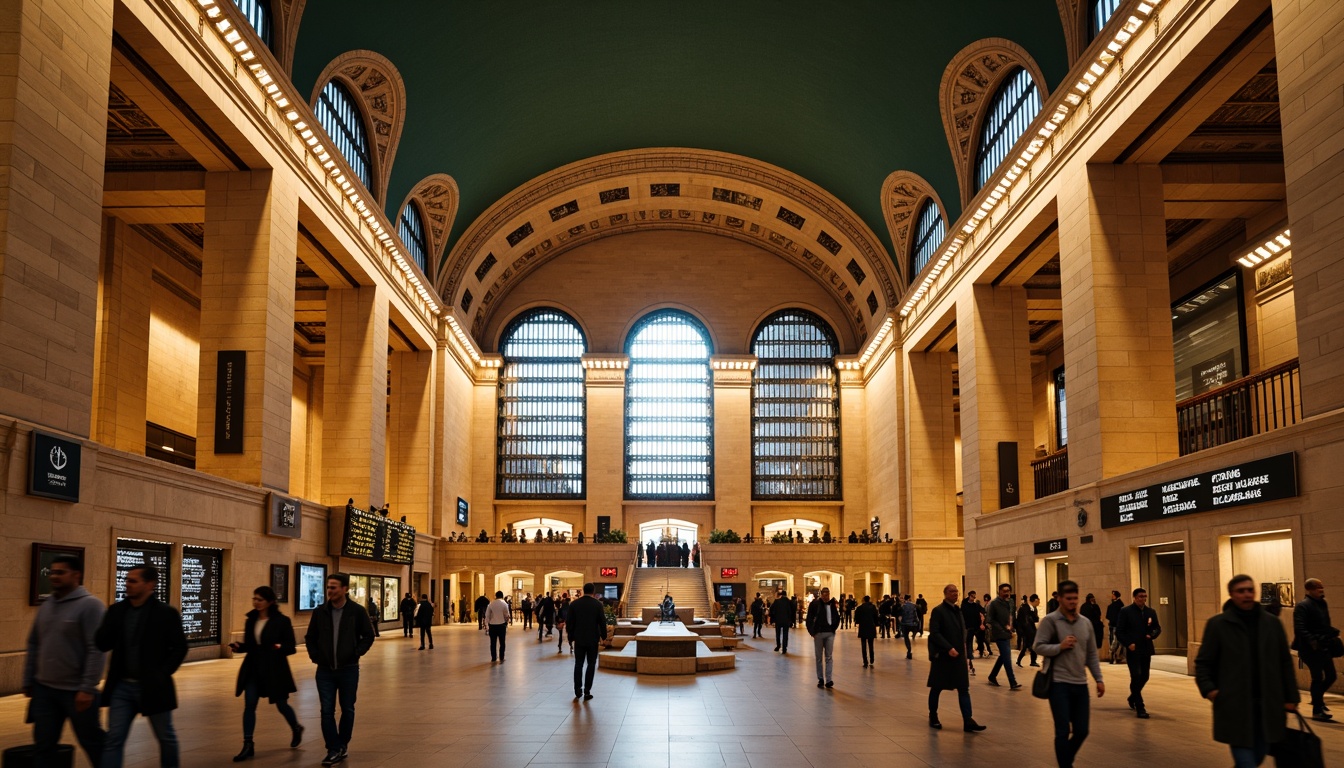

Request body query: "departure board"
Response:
[339, 506, 415, 565]
[181, 546, 222, 646]
[115, 539, 171, 604]
[1101, 452, 1298, 529]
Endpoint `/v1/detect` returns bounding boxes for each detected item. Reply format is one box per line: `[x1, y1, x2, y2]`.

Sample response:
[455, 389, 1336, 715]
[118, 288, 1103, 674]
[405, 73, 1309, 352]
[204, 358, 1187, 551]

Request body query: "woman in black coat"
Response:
[415, 594, 435, 650]
[1015, 595, 1040, 667]
[1080, 593, 1105, 649]
[229, 586, 301, 761]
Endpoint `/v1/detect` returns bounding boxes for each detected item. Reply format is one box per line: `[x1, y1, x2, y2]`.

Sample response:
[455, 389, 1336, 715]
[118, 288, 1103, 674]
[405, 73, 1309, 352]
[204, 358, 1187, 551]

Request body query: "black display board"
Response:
[1034, 538, 1068, 555]
[339, 506, 415, 565]
[296, 562, 327, 611]
[28, 431, 81, 503]
[214, 350, 246, 454]
[181, 546, 222, 646]
[456, 498, 469, 527]
[1101, 452, 1298, 529]
[115, 539, 171, 604]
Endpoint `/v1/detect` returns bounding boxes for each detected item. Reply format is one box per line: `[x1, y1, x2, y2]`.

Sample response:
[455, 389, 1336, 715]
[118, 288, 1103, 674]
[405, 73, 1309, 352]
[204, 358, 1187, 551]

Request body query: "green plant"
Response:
[596, 529, 628, 544]
[603, 605, 618, 625]
[719, 601, 737, 625]
[708, 529, 741, 544]
[770, 531, 792, 543]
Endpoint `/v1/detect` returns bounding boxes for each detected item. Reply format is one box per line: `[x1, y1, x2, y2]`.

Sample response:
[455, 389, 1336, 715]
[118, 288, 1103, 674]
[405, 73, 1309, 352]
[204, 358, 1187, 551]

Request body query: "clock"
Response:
[1076, 509, 1088, 528]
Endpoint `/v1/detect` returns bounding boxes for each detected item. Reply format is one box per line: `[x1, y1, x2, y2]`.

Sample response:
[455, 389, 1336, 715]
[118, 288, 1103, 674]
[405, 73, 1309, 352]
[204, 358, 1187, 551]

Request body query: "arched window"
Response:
[974, 67, 1042, 192]
[497, 309, 587, 499]
[1090, 0, 1123, 40]
[315, 80, 373, 194]
[625, 310, 714, 499]
[232, 0, 272, 49]
[398, 201, 429, 275]
[751, 310, 840, 499]
[910, 199, 946, 277]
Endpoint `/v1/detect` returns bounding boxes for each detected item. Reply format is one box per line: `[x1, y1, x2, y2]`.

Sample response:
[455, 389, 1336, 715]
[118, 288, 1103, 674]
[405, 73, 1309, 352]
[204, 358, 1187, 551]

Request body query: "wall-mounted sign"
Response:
[456, 498, 469, 527]
[1191, 351, 1237, 395]
[181, 546, 222, 647]
[1034, 538, 1068, 555]
[30, 543, 86, 605]
[28, 431, 81, 503]
[720, 567, 740, 578]
[214, 350, 246, 454]
[337, 505, 416, 564]
[599, 567, 618, 578]
[267, 493, 302, 538]
[296, 562, 327, 612]
[1100, 452, 1298, 529]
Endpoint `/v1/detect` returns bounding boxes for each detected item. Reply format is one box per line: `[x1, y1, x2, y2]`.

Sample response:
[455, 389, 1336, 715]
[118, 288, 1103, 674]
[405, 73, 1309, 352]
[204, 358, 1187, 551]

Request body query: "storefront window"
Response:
[1172, 272, 1247, 401]
[382, 577, 400, 621]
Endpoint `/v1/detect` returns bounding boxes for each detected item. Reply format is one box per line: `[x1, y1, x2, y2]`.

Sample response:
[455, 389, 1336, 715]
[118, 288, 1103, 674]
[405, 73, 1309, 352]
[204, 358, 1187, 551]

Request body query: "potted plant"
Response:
[603, 605, 618, 646]
[719, 601, 738, 636]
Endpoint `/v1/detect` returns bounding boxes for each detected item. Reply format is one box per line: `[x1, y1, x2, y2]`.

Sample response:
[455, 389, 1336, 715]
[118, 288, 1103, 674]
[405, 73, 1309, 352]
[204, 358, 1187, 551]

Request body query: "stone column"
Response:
[838, 364, 869, 537]
[0, 0, 113, 435]
[903, 349, 963, 601]
[583, 355, 627, 536]
[1057, 164, 1177, 484]
[321, 285, 388, 506]
[92, 217, 150, 453]
[956, 284, 1036, 516]
[1272, 0, 1344, 415]
[711, 355, 755, 537]
[197, 171, 297, 488]
[387, 349, 434, 532]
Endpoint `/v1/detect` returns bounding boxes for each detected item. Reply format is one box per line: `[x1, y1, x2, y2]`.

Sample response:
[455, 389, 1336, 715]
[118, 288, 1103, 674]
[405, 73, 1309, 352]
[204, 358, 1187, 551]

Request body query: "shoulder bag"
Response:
[1032, 614, 1057, 699]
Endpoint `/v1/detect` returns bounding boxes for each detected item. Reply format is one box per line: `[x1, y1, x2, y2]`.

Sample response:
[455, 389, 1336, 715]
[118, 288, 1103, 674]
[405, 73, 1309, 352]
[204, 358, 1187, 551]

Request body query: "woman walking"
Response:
[229, 586, 302, 762]
[556, 594, 571, 652]
[415, 594, 434, 650]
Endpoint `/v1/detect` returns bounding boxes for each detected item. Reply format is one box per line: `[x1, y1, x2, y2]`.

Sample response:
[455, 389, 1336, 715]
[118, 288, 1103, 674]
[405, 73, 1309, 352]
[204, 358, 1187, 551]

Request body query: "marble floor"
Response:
[4, 623, 1343, 767]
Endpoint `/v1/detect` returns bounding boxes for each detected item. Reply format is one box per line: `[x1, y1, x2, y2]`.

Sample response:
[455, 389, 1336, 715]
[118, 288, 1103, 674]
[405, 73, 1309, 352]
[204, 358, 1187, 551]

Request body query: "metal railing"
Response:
[1177, 359, 1301, 455]
[1031, 447, 1069, 497]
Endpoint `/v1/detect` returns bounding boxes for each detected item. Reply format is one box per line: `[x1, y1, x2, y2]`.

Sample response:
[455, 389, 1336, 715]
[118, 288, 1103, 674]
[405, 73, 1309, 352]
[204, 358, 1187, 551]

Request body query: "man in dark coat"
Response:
[916, 594, 928, 636]
[680, 542, 690, 568]
[769, 590, 796, 653]
[520, 594, 534, 630]
[1195, 573, 1299, 767]
[566, 582, 609, 700]
[304, 573, 377, 766]
[750, 593, 766, 638]
[97, 565, 187, 768]
[230, 586, 301, 760]
[537, 593, 556, 640]
[1116, 587, 1161, 718]
[415, 594, 435, 650]
[1105, 591, 1125, 663]
[1293, 577, 1339, 722]
[960, 591, 981, 674]
[855, 595, 879, 667]
[928, 584, 985, 732]
[399, 593, 416, 637]
[474, 594, 490, 630]
[646, 541, 656, 568]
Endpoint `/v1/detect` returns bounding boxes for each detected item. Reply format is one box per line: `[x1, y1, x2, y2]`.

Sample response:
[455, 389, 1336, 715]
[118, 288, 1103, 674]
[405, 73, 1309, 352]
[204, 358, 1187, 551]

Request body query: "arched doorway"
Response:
[803, 570, 846, 607]
[752, 570, 793, 597]
[493, 570, 534, 612]
[543, 569, 585, 600]
[512, 517, 574, 541]
[638, 518, 699, 546]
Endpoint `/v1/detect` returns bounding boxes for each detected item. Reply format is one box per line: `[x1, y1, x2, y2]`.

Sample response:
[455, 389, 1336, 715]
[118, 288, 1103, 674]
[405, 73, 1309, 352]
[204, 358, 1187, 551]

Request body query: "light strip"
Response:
[194, 0, 441, 315]
[899, 0, 1165, 321]
[444, 314, 484, 365]
[1237, 228, 1291, 269]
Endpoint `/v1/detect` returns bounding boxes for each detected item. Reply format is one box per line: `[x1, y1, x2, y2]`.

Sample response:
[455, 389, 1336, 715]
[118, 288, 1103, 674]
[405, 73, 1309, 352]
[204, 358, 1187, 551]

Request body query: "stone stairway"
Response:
[626, 567, 711, 619]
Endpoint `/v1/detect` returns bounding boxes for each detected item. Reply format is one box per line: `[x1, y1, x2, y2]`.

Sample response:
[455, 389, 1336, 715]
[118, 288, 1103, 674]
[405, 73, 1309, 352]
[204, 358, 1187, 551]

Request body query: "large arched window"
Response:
[625, 310, 714, 499]
[974, 67, 1042, 192]
[398, 201, 429, 275]
[1090, 0, 1123, 40]
[751, 310, 840, 499]
[910, 199, 946, 277]
[497, 309, 587, 499]
[315, 80, 373, 194]
[232, 0, 272, 49]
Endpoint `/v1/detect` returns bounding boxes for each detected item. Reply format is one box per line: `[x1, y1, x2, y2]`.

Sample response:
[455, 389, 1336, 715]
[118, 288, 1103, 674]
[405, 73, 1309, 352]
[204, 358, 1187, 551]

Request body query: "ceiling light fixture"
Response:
[1237, 228, 1291, 269]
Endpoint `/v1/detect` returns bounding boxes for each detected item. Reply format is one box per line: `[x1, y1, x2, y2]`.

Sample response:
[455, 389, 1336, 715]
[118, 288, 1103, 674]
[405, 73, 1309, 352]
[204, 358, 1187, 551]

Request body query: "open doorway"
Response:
[1138, 542, 1189, 655]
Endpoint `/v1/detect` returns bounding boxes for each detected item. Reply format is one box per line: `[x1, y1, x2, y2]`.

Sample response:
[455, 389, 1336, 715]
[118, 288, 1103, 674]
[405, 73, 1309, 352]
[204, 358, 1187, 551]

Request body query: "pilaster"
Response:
[321, 285, 388, 506]
[711, 355, 755, 537]
[583, 354, 628, 535]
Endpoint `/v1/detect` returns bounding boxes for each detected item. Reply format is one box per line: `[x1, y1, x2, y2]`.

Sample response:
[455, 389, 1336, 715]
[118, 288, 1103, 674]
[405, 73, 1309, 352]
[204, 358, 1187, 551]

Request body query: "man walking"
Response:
[750, 593, 765, 639]
[1294, 578, 1340, 722]
[770, 590, 795, 654]
[399, 592, 416, 637]
[415, 594, 435, 650]
[916, 594, 928, 636]
[1195, 574, 1299, 767]
[1034, 580, 1104, 768]
[520, 593, 533, 630]
[899, 595, 919, 660]
[24, 554, 106, 768]
[1104, 591, 1125, 663]
[97, 565, 187, 768]
[806, 587, 841, 689]
[485, 591, 511, 663]
[474, 594, 490, 630]
[855, 595, 879, 668]
[567, 583, 608, 700]
[927, 584, 985, 733]
[304, 573, 376, 766]
[986, 583, 1020, 689]
[1115, 587, 1160, 718]
[961, 590, 980, 674]
[537, 592, 555, 640]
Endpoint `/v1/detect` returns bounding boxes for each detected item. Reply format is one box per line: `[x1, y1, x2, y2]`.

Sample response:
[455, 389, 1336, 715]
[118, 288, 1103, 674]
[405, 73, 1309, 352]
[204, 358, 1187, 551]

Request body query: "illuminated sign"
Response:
[1101, 452, 1297, 529]
[599, 567, 618, 578]
[720, 568, 739, 578]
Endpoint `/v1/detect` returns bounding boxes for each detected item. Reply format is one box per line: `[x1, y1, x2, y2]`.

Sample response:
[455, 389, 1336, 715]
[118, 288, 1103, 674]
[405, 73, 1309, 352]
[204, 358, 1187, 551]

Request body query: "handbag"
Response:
[1031, 657, 1054, 699]
[1271, 712, 1324, 768]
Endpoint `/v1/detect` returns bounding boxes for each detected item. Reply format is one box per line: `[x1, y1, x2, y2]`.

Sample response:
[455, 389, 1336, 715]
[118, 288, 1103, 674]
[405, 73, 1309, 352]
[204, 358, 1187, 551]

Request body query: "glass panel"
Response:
[232, 0, 272, 49]
[1054, 366, 1068, 448]
[1091, 0, 1123, 40]
[316, 80, 373, 193]
[1172, 272, 1245, 401]
[625, 311, 714, 499]
[381, 577, 400, 621]
[910, 199, 946, 276]
[975, 68, 1042, 192]
[751, 310, 840, 499]
[398, 203, 429, 275]
[497, 309, 587, 498]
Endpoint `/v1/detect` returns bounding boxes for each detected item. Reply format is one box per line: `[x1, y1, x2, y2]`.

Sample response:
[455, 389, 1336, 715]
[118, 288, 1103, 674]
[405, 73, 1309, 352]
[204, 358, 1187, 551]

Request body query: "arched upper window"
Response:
[625, 310, 714, 499]
[910, 199, 947, 277]
[398, 201, 429, 275]
[315, 80, 373, 194]
[496, 309, 587, 499]
[232, 0, 272, 49]
[974, 67, 1042, 192]
[1090, 0, 1123, 40]
[751, 310, 840, 500]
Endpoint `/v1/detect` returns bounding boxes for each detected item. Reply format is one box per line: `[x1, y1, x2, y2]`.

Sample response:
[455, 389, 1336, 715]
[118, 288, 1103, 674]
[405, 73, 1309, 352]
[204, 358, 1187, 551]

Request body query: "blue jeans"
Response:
[315, 666, 359, 752]
[31, 683, 104, 768]
[1048, 682, 1090, 768]
[1229, 720, 1267, 767]
[103, 681, 178, 768]
[989, 639, 1018, 685]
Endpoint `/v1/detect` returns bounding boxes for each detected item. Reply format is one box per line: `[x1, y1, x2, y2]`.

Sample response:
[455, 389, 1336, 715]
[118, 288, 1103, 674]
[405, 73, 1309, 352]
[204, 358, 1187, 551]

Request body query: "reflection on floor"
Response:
[2, 624, 1341, 767]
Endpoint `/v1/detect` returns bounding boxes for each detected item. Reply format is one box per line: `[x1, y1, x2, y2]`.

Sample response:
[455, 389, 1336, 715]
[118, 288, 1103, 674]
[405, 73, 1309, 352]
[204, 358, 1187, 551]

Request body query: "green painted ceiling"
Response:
[292, 1, 1069, 266]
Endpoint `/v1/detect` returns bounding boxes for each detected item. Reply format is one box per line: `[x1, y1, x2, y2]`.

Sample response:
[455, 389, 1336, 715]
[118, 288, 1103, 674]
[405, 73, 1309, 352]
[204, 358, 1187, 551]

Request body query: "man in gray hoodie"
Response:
[24, 554, 107, 767]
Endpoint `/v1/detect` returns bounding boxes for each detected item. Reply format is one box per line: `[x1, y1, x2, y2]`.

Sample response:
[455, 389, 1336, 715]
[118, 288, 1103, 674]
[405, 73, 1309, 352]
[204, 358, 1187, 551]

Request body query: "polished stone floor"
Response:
[4, 623, 1343, 767]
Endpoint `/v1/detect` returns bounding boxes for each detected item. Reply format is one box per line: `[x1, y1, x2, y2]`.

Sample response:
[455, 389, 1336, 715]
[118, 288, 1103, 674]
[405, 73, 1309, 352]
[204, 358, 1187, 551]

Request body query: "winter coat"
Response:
[1194, 601, 1300, 748]
[234, 607, 297, 703]
[95, 597, 187, 716]
[1293, 595, 1339, 659]
[1080, 602, 1104, 647]
[805, 599, 841, 636]
[414, 599, 434, 629]
[304, 599, 376, 669]
[750, 598, 765, 621]
[566, 595, 608, 646]
[854, 602, 879, 639]
[769, 596, 796, 626]
[927, 601, 970, 690]
[1116, 603, 1161, 656]
[1016, 603, 1038, 644]
[987, 597, 1015, 641]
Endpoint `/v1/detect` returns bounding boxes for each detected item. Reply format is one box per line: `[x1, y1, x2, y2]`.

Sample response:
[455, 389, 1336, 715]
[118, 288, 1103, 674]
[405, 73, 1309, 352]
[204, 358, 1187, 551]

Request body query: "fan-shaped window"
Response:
[232, 0, 272, 49]
[497, 309, 587, 499]
[315, 80, 373, 194]
[1090, 0, 1123, 40]
[974, 67, 1042, 192]
[398, 202, 429, 275]
[910, 199, 947, 277]
[625, 310, 714, 499]
[751, 311, 840, 499]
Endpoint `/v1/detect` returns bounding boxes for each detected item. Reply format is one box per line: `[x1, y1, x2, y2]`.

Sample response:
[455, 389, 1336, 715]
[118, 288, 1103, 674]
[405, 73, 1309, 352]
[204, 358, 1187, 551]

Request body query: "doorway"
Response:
[1138, 543, 1189, 654]
[638, 518, 699, 547]
[1038, 556, 1069, 603]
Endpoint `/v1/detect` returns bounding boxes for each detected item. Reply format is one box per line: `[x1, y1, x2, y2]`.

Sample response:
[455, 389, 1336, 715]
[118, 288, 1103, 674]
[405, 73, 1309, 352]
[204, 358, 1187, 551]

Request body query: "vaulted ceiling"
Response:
[291, 1, 1070, 270]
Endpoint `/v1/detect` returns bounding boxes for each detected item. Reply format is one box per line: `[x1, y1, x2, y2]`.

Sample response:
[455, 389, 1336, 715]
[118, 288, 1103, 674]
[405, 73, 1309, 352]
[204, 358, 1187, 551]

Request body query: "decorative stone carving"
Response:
[879, 170, 948, 285]
[310, 50, 407, 204]
[275, 0, 308, 77]
[398, 173, 460, 278]
[1056, 0, 1085, 67]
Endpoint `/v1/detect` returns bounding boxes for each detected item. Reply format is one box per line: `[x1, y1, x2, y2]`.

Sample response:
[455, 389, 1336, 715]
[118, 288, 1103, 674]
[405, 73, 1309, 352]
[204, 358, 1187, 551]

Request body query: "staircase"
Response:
[626, 567, 711, 619]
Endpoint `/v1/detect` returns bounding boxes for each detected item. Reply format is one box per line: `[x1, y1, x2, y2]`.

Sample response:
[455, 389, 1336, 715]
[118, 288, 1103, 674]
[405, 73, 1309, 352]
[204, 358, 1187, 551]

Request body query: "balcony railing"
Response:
[1031, 447, 1069, 498]
[1177, 359, 1301, 456]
